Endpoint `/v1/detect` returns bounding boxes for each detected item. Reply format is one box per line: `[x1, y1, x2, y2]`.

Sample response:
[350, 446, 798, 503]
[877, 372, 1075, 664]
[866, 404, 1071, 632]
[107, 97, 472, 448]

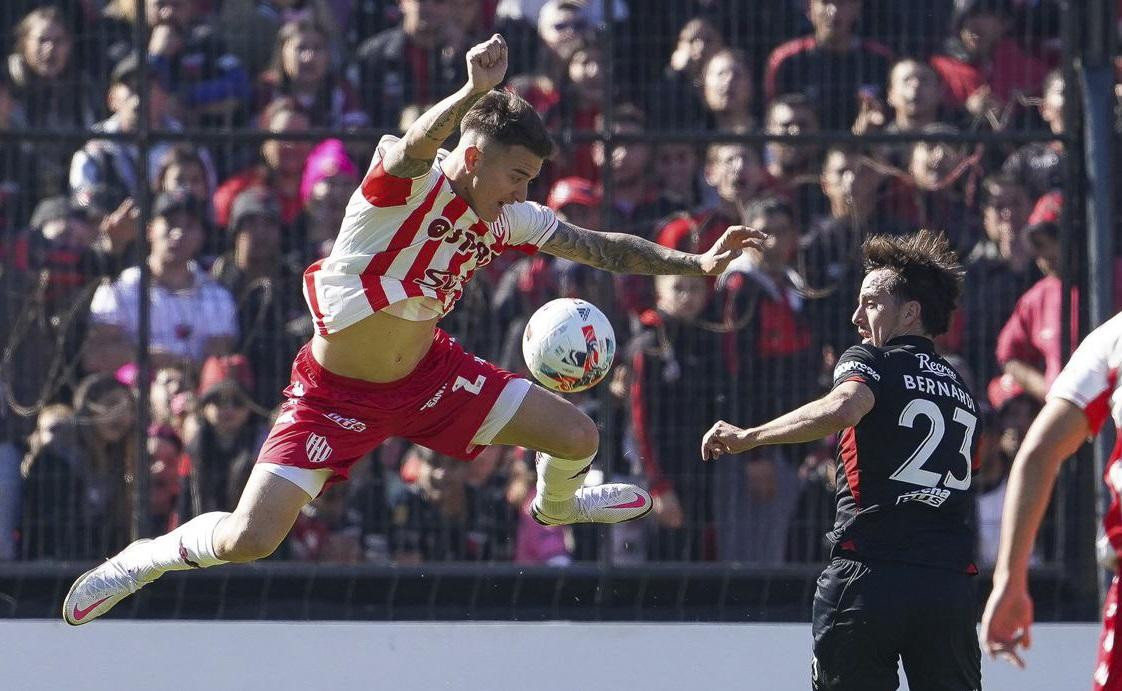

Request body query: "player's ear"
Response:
[905, 300, 922, 327]
[464, 144, 482, 173]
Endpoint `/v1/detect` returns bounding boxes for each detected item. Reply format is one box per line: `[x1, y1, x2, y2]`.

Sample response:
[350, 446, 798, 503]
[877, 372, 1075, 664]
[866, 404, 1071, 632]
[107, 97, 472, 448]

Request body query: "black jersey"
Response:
[828, 335, 980, 571]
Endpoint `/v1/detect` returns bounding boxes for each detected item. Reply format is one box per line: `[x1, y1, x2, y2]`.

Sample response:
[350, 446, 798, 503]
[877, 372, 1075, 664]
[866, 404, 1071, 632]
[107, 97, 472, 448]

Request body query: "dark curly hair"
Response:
[861, 229, 964, 336]
[461, 90, 555, 159]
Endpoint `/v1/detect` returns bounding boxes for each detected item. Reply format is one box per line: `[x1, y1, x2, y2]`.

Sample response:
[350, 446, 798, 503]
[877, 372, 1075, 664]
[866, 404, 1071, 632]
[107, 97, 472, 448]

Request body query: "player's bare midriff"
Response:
[310, 309, 441, 383]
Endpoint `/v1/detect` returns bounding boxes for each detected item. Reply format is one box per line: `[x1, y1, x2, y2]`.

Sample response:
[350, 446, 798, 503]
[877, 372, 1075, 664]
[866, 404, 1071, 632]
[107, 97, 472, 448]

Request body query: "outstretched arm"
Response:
[701, 381, 875, 460]
[541, 220, 766, 276]
[381, 34, 508, 178]
[981, 398, 1088, 668]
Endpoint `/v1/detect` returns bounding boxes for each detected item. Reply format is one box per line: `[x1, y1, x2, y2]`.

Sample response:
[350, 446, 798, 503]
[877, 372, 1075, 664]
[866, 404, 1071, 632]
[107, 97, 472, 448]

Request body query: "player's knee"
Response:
[557, 412, 599, 460]
[217, 518, 283, 562]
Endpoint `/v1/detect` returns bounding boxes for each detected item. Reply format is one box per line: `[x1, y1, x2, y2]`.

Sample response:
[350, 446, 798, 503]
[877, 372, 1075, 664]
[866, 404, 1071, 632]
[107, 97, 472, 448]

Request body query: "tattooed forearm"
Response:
[383, 85, 488, 178]
[542, 221, 704, 275]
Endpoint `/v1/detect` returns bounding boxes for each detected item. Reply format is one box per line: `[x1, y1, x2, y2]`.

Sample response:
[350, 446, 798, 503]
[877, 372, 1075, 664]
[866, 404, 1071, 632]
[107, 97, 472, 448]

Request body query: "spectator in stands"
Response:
[354, 0, 464, 130]
[297, 138, 360, 262]
[993, 220, 1075, 405]
[907, 123, 981, 253]
[154, 144, 218, 255]
[765, 0, 893, 131]
[5, 6, 98, 207]
[71, 53, 215, 211]
[700, 48, 756, 133]
[801, 145, 910, 351]
[0, 70, 35, 228]
[148, 423, 185, 533]
[256, 18, 368, 129]
[177, 355, 265, 519]
[929, 0, 1048, 128]
[88, 191, 238, 370]
[286, 482, 364, 562]
[646, 16, 722, 130]
[588, 104, 654, 230]
[543, 38, 609, 184]
[155, 144, 213, 204]
[151, 363, 191, 430]
[976, 393, 1040, 567]
[211, 187, 306, 408]
[81, 0, 143, 83]
[763, 93, 827, 223]
[216, 0, 345, 81]
[20, 375, 137, 560]
[628, 274, 726, 560]
[634, 141, 703, 231]
[214, 97, 313, 228]
[1001, 69, 1065, 200]
[144, 0, 251, 127]
[390, 445, 514, 562]
[854, 58, 946, 168]
[657, 143, 766, 254]
[712, 198, 812, 565]
[718, 198, 818, 423]
[956, 174, 1038, 386]
[532, 0, 594, 86]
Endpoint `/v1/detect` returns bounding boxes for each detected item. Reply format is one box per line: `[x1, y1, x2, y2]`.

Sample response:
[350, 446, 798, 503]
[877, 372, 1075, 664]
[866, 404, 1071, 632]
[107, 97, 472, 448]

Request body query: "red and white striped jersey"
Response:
[303, 135, 558, 334]
[1048, 311, 1122, 554]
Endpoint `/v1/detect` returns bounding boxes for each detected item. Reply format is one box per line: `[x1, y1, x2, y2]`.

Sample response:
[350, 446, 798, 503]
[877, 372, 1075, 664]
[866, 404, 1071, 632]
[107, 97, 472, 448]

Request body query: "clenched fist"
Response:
[466, 34, 508, 93]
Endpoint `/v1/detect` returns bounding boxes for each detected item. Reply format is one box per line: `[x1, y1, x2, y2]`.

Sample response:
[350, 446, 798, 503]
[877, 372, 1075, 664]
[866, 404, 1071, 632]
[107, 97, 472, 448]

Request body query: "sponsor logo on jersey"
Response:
[915, 353, 959, 380]
[896, 487, 952, 508]
[421, 383, 449, 410]
[833, 359, 881, 381]
[305, 433, 333, 464]
[290, 381, 305, 398]
[324, 412, 367, 432]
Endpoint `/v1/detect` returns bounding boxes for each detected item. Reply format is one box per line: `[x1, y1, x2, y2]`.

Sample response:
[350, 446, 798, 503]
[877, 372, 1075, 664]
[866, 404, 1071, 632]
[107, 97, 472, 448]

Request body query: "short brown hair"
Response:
[462, 90, 554, 159]
[862, 230, 964, 337]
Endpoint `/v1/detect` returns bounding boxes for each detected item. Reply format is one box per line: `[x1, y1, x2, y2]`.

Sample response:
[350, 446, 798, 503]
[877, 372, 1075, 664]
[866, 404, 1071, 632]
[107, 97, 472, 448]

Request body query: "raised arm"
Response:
[381, 34, 509, 178]
[541, 220, 766, 276]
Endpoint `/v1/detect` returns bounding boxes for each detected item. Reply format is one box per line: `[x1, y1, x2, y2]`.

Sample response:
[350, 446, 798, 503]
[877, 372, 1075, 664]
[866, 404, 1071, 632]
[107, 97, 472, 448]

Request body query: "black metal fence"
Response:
[0, 0, 1110, 620]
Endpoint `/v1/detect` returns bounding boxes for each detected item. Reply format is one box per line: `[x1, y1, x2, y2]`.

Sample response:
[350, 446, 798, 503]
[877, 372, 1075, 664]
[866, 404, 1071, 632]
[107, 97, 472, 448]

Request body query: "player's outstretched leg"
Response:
[490, 385, 651, 525]
[63, 465, 311, 625]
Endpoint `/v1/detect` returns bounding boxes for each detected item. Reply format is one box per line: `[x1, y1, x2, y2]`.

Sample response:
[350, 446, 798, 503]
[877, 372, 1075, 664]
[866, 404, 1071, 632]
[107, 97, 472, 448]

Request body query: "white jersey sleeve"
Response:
[1048, 312, 1122, 434]
[500, 200, 558, 252]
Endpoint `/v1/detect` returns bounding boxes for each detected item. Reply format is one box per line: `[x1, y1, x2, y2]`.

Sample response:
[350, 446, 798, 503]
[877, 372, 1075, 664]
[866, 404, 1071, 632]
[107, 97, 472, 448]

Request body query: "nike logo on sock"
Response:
[607, 493, 647, 510]
[72, 596, 110, 622]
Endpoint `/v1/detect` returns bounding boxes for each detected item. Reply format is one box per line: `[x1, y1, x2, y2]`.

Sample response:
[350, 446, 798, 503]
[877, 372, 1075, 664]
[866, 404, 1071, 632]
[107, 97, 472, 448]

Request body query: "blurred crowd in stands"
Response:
[0, 0, 1104, 567]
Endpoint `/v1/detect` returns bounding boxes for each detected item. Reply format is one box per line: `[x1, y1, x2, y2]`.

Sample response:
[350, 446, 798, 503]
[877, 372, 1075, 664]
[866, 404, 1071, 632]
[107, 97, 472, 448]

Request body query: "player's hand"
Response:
[701, 420, 753, 461]
[980, 578, 1034, 669]
[466, 34, 508, 93]
[696, 225, 767, 275]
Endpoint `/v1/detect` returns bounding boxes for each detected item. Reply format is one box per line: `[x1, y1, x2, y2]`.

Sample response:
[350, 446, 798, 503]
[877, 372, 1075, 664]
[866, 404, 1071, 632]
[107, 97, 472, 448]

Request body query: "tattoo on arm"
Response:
[541, 221, 704, 275]
[383, 86, 487, 178]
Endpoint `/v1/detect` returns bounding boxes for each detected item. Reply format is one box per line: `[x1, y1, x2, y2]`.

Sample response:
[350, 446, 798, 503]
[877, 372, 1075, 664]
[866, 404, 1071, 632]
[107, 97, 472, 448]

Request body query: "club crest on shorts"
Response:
[305, 433, 333, 464]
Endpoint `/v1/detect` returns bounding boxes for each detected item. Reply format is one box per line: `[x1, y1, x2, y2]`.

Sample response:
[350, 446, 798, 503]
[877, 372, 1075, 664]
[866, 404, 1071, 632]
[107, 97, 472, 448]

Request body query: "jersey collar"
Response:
[885, 334, 934, 349]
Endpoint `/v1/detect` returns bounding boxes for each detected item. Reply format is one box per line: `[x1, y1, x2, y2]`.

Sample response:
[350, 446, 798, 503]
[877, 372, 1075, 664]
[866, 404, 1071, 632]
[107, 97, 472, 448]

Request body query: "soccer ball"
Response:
[522, 298, 616, 393]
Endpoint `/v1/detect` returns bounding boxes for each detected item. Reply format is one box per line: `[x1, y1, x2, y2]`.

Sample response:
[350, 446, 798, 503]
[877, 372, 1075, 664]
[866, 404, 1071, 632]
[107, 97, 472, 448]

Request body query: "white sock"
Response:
[536, 452, 595, 518]
[137, 511, 229, 579]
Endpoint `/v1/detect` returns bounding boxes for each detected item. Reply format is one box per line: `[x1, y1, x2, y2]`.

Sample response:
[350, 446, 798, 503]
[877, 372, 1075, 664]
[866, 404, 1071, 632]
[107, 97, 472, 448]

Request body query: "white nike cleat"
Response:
[63, 538, 156, 626]
[530, 483, 653, 525]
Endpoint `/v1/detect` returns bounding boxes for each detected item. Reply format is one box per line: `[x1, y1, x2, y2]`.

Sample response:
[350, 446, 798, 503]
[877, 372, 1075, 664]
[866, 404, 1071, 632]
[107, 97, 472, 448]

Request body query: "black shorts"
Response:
[811, 557, 981, 691]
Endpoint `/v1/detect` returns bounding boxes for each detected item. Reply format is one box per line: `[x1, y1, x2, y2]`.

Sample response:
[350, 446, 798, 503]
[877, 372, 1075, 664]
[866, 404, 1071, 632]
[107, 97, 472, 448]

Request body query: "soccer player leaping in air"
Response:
[63, 34, 764, 625]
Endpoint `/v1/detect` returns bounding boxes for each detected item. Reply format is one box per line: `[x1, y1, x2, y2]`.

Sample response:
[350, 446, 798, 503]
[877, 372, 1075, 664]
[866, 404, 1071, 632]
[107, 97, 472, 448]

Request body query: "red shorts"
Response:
[257, 329, 525, 491]
[1096, 575, 1122, 690]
